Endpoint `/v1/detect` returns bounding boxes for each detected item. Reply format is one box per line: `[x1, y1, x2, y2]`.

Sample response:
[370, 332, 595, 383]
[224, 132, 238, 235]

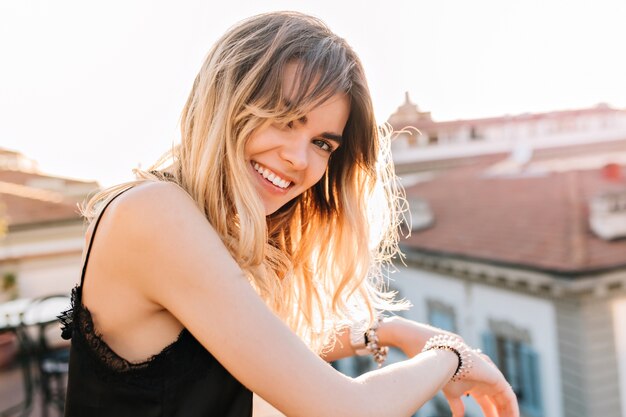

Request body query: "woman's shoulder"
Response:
[110, 180, 197, 217]
[91, 180, 224, 292]
[99, 181, 205, 234]
[94, 181, 215, 264]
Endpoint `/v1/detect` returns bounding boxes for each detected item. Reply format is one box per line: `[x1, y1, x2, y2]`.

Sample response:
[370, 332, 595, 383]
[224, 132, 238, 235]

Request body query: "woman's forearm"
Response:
[347, 349, 458, 417]
[386, 316, 456, 357]
[321, 316, 449, 362]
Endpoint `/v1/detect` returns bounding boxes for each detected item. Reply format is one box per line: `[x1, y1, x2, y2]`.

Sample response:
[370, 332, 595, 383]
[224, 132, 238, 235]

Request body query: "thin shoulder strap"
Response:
[79, 187, 133, 287]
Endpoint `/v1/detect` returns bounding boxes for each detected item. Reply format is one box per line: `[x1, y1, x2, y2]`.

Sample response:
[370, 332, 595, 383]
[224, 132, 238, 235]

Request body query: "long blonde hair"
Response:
[82, 11, 407, 353]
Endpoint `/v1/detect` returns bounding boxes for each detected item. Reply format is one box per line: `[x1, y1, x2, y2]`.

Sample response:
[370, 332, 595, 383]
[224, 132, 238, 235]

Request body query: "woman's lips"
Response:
[250, 161, 292, 193]
[251, 161, 293, 190]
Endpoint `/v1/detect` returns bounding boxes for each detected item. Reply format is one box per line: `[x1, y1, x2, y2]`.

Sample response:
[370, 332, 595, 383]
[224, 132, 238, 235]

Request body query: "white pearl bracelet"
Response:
[422, 334, 473, 382]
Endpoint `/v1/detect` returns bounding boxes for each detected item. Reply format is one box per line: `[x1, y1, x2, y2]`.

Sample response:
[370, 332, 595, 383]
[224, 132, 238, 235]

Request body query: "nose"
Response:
[279, 136, 309, 170]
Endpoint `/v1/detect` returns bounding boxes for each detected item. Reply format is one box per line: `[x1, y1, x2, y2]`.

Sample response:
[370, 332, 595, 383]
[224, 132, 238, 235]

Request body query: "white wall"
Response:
[0, 223, 85, 299]
[612, 296, 626, 417]
[472, 285, 562, 417]
[17, 253, 82, 298]
[392, 267, 563, 417]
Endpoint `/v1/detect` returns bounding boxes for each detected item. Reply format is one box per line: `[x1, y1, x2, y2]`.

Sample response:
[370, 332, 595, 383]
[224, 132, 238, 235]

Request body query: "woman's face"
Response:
[244, 63, 350, 215]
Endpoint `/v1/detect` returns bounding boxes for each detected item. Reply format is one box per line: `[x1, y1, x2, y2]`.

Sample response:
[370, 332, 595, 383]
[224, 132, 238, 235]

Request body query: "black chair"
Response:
[0, 312, 36, 417]
[22, 295, 71, 417]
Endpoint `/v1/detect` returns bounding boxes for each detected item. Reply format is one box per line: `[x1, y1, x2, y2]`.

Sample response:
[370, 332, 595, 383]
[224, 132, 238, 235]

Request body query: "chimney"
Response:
[602, 163, 623, 182]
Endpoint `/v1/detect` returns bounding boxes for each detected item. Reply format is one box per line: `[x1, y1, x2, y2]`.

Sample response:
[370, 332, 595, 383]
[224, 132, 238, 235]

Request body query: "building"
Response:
[392, 137, 626, 417]
[0, 148, 98, 300]
[388, 93, 626, 177]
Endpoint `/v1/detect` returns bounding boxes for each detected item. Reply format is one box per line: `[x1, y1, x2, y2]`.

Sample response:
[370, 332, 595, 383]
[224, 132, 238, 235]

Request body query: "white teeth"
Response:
[252, 162, 291, 189]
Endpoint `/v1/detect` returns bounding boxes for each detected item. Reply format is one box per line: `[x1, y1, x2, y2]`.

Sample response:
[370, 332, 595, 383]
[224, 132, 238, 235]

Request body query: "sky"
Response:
[1, 0, 625, 186]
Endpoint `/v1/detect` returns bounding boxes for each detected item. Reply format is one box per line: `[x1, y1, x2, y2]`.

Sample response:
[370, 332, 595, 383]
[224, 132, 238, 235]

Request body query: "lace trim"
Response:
[63, 285, 199, 382]
[59, 286, 77, 340]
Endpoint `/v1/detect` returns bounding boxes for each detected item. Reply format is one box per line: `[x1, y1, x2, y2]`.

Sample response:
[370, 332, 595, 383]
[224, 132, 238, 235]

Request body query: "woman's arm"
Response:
[107, 182, 517, 417]
[320, 316, 460, 362]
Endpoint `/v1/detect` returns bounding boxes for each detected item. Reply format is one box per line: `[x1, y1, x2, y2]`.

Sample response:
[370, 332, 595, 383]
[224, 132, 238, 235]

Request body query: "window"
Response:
[482, 326, 543, 417]
[470, 126, 482, 140]
[427, 299, 456, 332]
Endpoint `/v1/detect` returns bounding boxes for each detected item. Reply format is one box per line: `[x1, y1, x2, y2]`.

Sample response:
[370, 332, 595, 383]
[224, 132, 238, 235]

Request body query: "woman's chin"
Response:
[263, 204, 280, 216]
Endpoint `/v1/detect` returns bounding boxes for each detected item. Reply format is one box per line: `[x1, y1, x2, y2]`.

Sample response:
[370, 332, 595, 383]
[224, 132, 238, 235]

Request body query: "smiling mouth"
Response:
[251, 161, 293, 189]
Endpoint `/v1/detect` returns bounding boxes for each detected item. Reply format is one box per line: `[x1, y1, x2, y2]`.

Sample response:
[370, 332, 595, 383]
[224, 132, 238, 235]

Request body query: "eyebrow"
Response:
[319, 132, 343, 144]
[283, 102, 344, 144]
[296, 116, 343, 144]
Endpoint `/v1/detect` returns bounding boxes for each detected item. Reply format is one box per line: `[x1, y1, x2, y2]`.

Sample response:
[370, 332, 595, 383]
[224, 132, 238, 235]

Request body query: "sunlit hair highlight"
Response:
[81, 11, 408, 353]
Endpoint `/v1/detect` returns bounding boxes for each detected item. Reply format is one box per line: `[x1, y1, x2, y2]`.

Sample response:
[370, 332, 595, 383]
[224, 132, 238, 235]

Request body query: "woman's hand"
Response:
[441, 349, 519, 417]
[382, 318, 518, 416]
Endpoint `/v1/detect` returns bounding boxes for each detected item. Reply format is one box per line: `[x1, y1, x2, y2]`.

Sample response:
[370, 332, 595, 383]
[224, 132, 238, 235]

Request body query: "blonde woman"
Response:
[62, 11, 518, 417]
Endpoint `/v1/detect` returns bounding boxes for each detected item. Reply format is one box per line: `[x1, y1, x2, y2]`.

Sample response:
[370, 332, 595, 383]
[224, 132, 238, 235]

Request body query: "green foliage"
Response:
[1, 272, 18, 300]
[2, 272, 16, 291]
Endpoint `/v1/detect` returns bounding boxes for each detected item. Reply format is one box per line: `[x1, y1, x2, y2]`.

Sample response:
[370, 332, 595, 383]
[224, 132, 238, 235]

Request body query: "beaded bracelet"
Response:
[422, 334, 473, 382]
[349, 318, 389, 368]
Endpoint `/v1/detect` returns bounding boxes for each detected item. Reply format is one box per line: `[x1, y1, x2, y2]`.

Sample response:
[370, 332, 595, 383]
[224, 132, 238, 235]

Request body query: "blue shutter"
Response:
[429, 309, 456, 332]
[481, 331, 499, 369]
[504, 340, 521, 395]
[519, 343, 543, 417]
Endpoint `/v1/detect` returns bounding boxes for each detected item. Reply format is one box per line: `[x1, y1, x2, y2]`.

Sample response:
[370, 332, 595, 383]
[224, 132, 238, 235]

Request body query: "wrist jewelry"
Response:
[349, 317, 389, 368]
[422, 334, 473, 382]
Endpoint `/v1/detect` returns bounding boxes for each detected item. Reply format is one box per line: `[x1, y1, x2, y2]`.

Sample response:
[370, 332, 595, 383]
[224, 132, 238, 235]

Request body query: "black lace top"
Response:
[61, 187, 253, 417]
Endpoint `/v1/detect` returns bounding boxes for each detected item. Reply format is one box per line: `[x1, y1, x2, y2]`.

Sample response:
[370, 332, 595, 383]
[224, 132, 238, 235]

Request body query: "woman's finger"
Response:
[474, 395, 498, 417]
[493, 384, 519, 417]
[443, 391, 465, 417]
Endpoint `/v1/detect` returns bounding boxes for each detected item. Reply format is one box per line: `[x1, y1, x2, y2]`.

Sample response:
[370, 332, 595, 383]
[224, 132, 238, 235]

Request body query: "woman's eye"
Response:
[313, 139, 333, 152]
[285, 121, 294, 129]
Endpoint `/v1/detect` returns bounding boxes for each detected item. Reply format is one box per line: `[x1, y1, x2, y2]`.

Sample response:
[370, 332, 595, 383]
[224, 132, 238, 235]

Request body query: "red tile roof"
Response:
[0, 170, 98, 228]
[403, 145, 626, 275]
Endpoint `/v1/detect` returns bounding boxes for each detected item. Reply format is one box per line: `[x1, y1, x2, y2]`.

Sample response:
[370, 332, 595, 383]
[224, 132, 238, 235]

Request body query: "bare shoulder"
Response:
[93, 181, 222, 293]
[102, 181, 217, 250]
[108, 181, 202, 226]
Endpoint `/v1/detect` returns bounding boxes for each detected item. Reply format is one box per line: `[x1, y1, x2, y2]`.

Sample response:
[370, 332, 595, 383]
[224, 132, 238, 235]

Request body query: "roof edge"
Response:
[400, 244, 626, 278]
[399, 245, 626, 300]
